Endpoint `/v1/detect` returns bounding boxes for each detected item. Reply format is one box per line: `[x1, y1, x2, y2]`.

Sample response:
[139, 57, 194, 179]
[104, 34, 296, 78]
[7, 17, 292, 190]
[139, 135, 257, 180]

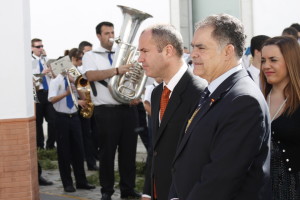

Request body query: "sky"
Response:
[30, 0, 170, 59]
[30, 0, 300, 59]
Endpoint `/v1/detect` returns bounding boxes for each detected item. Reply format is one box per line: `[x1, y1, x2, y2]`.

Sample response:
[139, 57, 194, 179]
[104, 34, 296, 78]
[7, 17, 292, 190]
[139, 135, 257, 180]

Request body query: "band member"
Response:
[169, 14, 271, 200]
[31, 38, 56, 149]
[48, 69, 95, 193]
[67, 48, 98, 171]
[82, 21, 140, 200]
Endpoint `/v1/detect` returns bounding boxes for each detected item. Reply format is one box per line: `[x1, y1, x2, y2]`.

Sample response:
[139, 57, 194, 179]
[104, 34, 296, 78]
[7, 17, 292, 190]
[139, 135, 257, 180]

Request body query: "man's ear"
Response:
[96, 34, 101, 40]
[224, 44, 235, 59]
[164, 44, 175, 56]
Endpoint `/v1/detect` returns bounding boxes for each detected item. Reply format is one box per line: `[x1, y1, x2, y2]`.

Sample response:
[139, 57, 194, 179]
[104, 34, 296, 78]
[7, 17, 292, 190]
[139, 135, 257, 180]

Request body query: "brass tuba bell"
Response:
[108, 5, 152, 104]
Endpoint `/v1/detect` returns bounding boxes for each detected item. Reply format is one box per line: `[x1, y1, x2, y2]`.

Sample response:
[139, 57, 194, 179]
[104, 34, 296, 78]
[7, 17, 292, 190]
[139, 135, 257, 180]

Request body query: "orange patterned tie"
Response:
[160, 86, 171, 120]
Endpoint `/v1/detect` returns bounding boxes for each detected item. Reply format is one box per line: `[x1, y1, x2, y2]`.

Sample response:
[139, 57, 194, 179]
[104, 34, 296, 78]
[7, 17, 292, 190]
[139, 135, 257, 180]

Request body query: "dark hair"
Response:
[250, 35, 270, 57]
[290, 23, 300, 32]
[261, 36, 300, 115]
[31, 38, 42, 46]
[78, 41, 92, 52]
[67, 48, 83, 60]
[149, 24, 183, 57]
[96, 21, 114, 35]
[282, 27, 298, 40]
[195, 14, 246, 58]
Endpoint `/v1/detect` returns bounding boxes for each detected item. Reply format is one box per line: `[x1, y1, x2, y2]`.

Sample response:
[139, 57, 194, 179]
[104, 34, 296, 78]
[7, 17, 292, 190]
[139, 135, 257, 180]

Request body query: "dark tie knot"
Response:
[198, 87, 210, 107]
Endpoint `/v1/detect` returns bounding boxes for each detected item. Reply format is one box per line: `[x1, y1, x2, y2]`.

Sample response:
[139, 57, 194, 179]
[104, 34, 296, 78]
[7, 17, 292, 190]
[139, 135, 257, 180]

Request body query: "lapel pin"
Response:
[210, 98, 215, 106]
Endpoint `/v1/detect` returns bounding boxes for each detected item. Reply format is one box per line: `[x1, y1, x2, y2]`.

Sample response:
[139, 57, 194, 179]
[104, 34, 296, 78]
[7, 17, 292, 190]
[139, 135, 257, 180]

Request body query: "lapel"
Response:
[173, 69, 249, 162]
[153, 71, 192, 148]
[152, 84, 163, 140]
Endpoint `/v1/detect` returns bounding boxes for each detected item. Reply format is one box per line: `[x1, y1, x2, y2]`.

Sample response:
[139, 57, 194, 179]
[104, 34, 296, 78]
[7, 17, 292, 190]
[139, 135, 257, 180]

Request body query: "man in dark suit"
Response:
[168, 14, 271, 200]
[138, 24, 207, 200]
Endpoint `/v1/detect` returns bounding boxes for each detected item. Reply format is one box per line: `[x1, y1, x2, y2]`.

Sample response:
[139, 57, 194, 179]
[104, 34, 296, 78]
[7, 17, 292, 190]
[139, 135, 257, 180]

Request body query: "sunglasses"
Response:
[33, 45, 44, 48]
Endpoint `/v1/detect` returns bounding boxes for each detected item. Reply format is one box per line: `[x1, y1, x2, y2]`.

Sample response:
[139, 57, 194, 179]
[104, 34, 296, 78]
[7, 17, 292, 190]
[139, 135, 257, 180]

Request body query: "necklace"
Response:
[268, 90, 287, 122]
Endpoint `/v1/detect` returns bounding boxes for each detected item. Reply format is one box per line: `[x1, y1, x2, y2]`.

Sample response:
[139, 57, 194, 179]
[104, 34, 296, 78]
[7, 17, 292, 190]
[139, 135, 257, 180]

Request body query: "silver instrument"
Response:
[108, 5, 152, 104]
[65, 69, 79, 109]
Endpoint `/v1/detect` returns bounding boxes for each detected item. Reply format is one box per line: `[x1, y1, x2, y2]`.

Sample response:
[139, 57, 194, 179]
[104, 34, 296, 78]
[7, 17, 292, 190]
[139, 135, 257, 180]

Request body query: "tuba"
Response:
[68, 66, 94, 118]
[108, 5, 152, 104]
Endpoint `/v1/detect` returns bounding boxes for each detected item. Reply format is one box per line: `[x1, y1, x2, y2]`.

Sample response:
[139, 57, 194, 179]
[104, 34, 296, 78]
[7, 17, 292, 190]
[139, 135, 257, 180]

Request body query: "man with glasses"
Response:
[31, 38, 56, 150]
[31, 38, 56, 186]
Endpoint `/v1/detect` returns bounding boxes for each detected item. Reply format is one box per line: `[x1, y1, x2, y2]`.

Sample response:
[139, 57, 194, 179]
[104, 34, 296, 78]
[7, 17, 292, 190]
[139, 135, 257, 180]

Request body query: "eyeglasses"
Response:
[77, 57, 83, 60]
[33, 45, 44, 48]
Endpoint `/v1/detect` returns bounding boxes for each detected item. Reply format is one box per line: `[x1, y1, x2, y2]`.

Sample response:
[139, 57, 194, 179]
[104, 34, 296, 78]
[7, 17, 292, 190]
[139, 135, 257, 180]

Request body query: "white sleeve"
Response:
[143, 85, 154, 103]
[48, 77, 59, 101]
[82, 52, 98, 72]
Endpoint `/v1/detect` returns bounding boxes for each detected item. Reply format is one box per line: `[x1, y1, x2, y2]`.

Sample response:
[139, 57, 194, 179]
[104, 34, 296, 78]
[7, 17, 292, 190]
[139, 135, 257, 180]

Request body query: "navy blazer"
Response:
[143, 69, 207, 200]
[169, 69, 271, 200]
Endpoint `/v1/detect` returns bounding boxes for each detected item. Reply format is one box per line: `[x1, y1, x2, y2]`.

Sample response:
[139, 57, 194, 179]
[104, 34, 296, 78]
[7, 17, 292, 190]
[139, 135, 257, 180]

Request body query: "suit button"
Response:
[153, 151, 158, 156]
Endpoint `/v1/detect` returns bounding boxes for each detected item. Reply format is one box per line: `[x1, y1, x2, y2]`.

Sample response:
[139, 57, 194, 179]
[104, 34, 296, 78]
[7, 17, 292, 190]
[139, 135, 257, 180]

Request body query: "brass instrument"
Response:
[68, 66, 94, 118]
[65, 69, 79, 109]
[108, 5, 152, 104]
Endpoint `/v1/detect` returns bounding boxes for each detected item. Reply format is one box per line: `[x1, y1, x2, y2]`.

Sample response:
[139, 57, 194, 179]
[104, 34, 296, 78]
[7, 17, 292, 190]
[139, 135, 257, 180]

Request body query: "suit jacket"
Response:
[143, 69, 207, 200]
[169, 69, 271, 200]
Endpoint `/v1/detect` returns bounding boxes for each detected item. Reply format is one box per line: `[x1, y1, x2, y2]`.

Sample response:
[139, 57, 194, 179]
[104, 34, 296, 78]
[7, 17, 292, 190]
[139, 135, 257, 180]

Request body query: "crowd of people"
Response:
[31, 15, 300, 200]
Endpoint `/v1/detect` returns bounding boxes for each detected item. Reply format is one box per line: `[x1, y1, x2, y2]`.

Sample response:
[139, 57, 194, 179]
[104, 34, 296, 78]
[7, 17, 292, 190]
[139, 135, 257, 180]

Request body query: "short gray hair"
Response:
[149, 24, 184, 57]
[195, 14, 246, 58]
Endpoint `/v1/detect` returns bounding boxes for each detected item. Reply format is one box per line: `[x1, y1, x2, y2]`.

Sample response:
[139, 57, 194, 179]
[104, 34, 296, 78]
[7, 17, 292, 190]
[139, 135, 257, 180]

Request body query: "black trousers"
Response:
[94, 105, 138, 195]
[36, 90, 56, 149]
[55, 112, 87, 188]
[78, 110, 97, 168]
[134, 102, 149, 151]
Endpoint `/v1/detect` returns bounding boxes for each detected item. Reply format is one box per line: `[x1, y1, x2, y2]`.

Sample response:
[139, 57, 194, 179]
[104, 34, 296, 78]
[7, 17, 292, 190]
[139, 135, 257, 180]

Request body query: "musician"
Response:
[78, 41, 93, 53]
[82, 21, 140, 200]
[31, 38, 56, 149]
[67, 48, 98, 171]
[48, 69, 95, 193]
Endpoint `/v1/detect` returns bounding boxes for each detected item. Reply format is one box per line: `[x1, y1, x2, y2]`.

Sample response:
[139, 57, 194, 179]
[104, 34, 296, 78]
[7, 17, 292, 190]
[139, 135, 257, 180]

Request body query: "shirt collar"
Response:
[208, 64, 243, 95]
[93, 46, 115, 53]
[32, 54, 40, 60]
[248, 64, 260, 75]
[163, 63, 188, 92]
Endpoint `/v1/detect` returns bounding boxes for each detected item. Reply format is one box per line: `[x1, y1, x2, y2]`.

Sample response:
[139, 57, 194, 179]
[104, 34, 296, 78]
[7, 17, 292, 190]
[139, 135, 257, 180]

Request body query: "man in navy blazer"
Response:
[169, 14, 271, 200]
[138, 24, 207, 200]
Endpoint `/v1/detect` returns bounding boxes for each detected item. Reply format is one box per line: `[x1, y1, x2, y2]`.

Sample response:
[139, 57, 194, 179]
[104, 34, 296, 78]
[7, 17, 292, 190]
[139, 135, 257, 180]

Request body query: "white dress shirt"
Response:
[208, 64, 243, 95]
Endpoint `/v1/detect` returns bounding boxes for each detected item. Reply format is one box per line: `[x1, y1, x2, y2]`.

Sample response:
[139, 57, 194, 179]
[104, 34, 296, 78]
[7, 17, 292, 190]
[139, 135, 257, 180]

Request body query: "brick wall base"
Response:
[0, 117, 39, 200]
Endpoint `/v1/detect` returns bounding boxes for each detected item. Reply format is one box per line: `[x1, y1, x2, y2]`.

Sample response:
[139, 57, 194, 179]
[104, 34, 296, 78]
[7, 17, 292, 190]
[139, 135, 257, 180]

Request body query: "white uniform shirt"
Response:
[247, 64, 260, 88]
[82, 46, 119, 106]
[143, 81, 160, 104]
[48, 74, 78, 114]
[32, 54, 51, 90]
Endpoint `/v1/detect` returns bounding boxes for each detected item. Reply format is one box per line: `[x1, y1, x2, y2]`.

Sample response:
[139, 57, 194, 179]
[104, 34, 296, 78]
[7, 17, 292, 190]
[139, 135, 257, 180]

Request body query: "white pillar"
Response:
[170, 0, 181, 31]
[0, 0, 34, 119]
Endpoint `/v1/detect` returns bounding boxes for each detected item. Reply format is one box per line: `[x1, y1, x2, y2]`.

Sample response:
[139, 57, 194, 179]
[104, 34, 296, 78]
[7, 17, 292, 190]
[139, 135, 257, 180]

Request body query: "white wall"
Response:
[252, 0, 300, 37]
[0, 0, 33, 119]
[30, 0, 171, 59]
